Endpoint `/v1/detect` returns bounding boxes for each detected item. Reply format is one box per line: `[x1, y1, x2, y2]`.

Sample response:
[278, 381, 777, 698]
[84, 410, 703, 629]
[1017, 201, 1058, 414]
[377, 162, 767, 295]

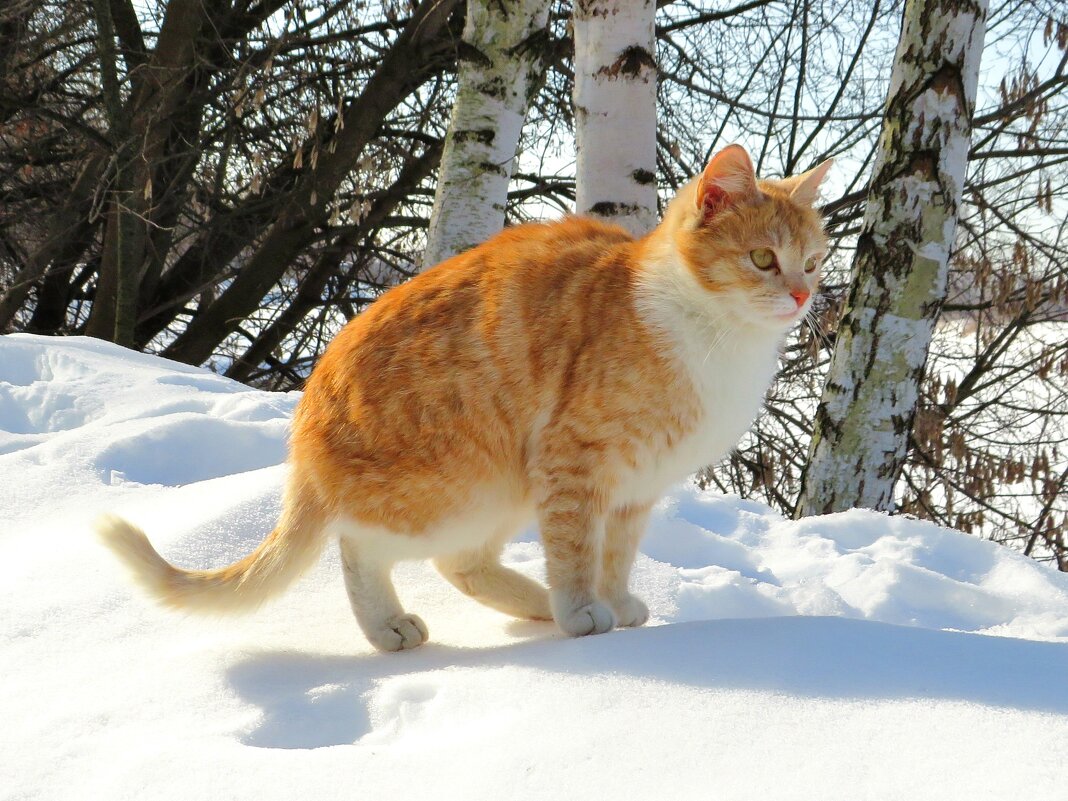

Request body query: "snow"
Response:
[3, 333, 1068, 800]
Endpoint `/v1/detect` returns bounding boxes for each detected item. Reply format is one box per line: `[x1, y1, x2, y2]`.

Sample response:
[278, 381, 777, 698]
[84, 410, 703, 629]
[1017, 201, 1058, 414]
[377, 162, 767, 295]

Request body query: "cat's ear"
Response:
[778, 159, 834, 206]
[695, 145, 759, 224]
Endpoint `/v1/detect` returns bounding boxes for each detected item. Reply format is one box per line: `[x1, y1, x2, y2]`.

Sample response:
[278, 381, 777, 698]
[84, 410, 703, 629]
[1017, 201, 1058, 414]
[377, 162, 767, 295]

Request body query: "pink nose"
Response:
[791, 290, 810, 307]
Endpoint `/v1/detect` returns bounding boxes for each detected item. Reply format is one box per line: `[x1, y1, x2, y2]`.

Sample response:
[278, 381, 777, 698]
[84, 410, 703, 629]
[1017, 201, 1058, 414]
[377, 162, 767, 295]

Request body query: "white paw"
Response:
[611, 594, 649, 628]
[553, 597, 616, 637]
[367, 614, 428, 652]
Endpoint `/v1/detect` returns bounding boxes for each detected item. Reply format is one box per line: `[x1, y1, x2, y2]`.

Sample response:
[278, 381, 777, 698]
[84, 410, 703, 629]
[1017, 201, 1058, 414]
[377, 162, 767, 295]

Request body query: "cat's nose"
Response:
[790, 289, 810, 307]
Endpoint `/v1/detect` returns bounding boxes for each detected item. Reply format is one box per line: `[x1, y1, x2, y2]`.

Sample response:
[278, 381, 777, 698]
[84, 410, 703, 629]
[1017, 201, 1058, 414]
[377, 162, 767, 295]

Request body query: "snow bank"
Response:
[3, 334, 1067, 800]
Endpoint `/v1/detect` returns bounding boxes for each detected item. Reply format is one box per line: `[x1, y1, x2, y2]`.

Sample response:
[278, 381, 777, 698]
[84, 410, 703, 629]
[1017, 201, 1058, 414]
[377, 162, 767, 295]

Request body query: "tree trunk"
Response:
[162, 0, 460, 367]
[84, 0, 210, 344]
[421, 0, 550, 268]
[88, 0, 141, 346]
[0, 0, 280, 338]
[796, 0, 988, 516]
[0, 158, 103, 332]
[572, 0, 657, 236]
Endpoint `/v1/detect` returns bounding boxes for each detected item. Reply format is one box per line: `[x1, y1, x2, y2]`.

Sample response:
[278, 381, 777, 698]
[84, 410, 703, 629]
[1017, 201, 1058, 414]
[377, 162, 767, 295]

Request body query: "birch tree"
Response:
[797, 0, 989, 516]
[421, 0, 550, 268]
[572, 0, 657, 236]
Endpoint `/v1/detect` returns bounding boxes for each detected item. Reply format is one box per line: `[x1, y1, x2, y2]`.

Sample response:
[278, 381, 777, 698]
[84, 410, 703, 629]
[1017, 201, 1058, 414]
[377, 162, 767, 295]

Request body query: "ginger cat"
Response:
[98, 145, 831, 652]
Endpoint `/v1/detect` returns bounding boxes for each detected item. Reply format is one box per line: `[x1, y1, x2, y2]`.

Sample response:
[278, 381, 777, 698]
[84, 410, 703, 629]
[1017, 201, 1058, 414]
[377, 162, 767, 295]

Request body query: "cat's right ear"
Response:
[695, 145, 759, 224]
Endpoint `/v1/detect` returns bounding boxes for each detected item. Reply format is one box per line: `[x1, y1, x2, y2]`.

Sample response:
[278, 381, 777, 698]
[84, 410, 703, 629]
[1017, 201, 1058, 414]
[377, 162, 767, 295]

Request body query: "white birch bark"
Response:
[421, 0, 550, 269]
[573, 0, 657, 237]
[798, 0, 988, 516]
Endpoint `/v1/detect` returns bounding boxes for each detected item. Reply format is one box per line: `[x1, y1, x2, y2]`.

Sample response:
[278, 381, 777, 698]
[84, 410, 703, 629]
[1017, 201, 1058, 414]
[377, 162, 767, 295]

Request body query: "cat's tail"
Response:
[95, 478, 327, 615]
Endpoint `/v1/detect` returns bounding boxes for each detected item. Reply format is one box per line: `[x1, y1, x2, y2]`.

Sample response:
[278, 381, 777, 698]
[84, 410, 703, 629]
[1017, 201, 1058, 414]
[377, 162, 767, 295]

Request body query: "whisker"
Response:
[702, 322, 733, 366]
[802, 307, 833, 354]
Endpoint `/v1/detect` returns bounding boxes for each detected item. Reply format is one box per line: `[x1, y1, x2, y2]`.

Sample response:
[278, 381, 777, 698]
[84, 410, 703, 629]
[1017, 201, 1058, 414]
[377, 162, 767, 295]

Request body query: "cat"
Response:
[97, 144, 831, 652]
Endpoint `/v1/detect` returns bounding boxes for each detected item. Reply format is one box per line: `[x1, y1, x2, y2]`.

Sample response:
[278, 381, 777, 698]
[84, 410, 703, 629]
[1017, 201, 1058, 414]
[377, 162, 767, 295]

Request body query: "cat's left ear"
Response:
[695, 145, 760, 224]
[778, 159, 834, 206]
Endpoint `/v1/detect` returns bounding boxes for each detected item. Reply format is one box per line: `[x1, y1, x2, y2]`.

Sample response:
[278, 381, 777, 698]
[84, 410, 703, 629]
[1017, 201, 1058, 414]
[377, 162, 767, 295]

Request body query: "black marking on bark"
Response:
[906, 150, 939, 180]
[575, 0, 615, 19]
[813, 390, 844, 441]
[478, 75, 508, 101]
[587, 201, 645, 217]
[926, 63, 967, 105]
[456, 41, 492, 68]
[454, 129, 496, 146]
[589, 201, 621, 216]
[860, 315, 881, 379]
[598, 45, 656, 79]
[631, 168, 655, 185]
[479, 161, 508, 177]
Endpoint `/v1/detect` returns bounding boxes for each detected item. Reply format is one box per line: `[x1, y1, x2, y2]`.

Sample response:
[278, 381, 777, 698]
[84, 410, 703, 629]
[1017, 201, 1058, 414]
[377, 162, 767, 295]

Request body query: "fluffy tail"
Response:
[96, 485, 326, 615]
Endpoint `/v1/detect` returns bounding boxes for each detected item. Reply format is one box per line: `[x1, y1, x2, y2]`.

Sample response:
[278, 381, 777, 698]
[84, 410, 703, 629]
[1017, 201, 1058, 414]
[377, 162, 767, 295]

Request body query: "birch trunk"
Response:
[421, 0, 550, 268]
[797, 0, 988, 516]
[572, 0, 657, 237]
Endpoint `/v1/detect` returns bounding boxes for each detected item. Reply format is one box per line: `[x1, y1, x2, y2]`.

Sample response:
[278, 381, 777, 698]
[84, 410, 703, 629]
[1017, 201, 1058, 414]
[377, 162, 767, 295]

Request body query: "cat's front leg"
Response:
[600, 503, 651, 627]
[537, 491, 616, 637]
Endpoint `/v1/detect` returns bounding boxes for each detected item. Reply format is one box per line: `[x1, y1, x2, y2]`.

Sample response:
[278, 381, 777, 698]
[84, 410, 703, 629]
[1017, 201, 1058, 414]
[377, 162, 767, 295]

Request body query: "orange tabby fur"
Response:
[98, 145, 831, 651]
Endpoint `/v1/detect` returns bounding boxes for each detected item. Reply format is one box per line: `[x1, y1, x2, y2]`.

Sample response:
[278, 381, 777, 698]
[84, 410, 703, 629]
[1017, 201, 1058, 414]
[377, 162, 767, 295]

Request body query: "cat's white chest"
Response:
[617, 296, 782, 508]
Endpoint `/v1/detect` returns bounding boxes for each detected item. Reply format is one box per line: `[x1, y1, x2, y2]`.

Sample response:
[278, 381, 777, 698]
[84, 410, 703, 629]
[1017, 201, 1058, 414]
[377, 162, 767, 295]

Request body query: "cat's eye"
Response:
[804, 256, 821, 274]
[750, 248, 776, 270]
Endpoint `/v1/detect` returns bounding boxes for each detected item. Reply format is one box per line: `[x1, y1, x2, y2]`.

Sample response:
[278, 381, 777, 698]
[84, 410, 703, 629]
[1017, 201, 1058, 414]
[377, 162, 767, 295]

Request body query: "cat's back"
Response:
[310, 216, 636, 381]
[404, 215, 636, 315]
[292, 217, 643, 523]
[483, 216, 635, 278]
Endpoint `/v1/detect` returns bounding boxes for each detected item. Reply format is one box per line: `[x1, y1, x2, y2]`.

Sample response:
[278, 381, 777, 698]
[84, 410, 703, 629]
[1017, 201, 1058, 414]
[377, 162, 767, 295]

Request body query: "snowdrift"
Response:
[2, 334, 1066, 800]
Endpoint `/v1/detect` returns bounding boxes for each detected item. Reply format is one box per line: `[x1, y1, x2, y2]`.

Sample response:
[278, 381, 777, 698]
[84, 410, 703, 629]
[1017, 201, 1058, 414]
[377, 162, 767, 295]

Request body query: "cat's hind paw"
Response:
[554, 599, 616, 637]
[368, 613, 428, 652]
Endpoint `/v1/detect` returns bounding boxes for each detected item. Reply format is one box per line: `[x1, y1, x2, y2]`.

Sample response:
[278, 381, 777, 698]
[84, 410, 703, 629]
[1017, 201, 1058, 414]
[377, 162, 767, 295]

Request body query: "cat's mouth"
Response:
[735, 305, 804, 331]
[760, 299, 807, 323]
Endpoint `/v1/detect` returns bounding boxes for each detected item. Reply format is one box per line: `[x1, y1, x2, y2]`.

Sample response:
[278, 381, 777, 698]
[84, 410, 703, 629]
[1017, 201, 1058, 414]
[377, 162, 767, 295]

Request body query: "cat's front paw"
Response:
[553, 597, 616, 637]
[610, 594, 649, 628]
[367, 613, 428, 652]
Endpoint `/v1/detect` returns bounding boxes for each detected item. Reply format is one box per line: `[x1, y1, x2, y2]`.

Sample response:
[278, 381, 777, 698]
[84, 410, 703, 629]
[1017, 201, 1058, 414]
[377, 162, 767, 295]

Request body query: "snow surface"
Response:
[3, 333, 1067, 800]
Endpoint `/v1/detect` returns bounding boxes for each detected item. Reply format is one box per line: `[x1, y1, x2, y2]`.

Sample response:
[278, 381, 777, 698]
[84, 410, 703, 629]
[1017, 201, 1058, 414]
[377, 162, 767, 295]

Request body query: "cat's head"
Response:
[654, 145, 832, 331]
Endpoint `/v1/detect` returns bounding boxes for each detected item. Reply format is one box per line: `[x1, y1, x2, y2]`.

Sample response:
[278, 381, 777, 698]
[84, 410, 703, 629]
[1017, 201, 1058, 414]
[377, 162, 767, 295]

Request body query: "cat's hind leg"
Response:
[338, 537, 427, 652]
[434, 540, 552, 621]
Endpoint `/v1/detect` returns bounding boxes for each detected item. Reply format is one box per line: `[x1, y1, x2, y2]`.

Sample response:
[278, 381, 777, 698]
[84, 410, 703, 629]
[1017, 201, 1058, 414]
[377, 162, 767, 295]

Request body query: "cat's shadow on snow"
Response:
[227, 616, 1068, 750]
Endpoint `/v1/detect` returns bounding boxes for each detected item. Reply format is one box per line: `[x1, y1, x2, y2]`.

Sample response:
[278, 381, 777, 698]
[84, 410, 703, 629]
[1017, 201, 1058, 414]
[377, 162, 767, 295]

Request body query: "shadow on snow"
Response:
[226, 615, 1068, 750]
